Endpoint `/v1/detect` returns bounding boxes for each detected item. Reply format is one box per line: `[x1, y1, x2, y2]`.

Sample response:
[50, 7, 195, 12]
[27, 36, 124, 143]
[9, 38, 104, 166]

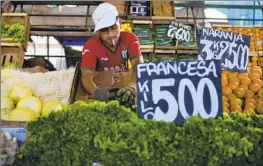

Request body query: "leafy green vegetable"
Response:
[15, 101, 263, 166]
[1, 23, 24, 43]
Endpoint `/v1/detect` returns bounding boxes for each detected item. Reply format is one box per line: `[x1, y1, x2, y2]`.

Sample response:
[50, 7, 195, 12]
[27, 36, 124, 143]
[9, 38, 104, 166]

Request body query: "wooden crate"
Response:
[104, 1, 126, 15]
[1, 120, 26, 127]
[140, 45, 154, 53]
[1, 13, 30, 52]
[152, 1, 174, 17]
[1, 42, 24, 68]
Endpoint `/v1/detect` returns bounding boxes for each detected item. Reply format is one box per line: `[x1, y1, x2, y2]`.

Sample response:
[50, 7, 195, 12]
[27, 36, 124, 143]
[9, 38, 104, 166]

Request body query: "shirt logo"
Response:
[101, 57, 109, 61]
[121, 49, 128, 59]
[82, 49, 90, 55]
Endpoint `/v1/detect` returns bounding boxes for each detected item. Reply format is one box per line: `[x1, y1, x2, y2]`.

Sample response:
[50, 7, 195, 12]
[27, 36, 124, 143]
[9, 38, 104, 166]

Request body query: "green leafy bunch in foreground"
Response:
[1, 23, 25, 43]
[15, 101, 263, 166]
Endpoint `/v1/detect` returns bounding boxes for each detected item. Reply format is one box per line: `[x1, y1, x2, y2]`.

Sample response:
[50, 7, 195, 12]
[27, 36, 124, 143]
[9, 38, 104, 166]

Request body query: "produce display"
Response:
[1, 83, 66, 121]
[1, 23, 25, 43]
[222, 56, 263, 115]
[14, 101, 263, 166]
[0, 132, 18, 166]
[154, 24, 176, 46]
[1, 68, 75, 103]
[132, 25, 154, 45]
[120, 23, 132, 32]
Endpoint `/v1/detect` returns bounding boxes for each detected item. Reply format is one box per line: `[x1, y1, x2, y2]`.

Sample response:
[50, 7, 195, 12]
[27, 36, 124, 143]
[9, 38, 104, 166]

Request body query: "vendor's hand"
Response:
[117, 87, 136, 107]
[93, 87, 119, 102]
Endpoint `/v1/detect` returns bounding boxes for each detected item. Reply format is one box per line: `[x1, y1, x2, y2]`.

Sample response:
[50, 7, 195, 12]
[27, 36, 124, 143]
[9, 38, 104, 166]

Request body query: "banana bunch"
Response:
[121, 23, 132, 32]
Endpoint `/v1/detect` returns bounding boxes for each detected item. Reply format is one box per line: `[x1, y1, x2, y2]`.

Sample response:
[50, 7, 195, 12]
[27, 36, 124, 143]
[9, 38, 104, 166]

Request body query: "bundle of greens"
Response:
[133, 25, 154, 45]
[15, 101, 263, 166]
[154, 24, 176, 46]
[1, 23, 25, 43]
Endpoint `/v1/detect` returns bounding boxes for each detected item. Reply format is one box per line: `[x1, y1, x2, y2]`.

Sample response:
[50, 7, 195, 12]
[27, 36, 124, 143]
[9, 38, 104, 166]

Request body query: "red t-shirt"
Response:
[81, 31, 142, 72]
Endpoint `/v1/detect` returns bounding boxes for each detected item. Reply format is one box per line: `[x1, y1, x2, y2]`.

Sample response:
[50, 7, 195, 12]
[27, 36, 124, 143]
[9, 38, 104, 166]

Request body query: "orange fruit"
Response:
[243, 107, 254, 115]
[241, 77, 252, 86]
[245, 90, 254, 98]
[223, 106, 230, 114]
[251, 69, 262, 77]
[252, 62, 258, 66]
[223, 101, 230, 109]
[221, 78, 228, 87]
[229, 77, 240, 84]
[245, 103, 256, 110]
[257, 88, 263, 97]
[221, 72, 228, 78]
[249, 73, 260, 80]
[228, 82, 239, 90]
[253, 79, 263, 88]
[222, 86, 232, 96]
[240, 84, 249, 91]
[222, 95, 229, 103]
[228, 94, 237, 101]
[249, 83, 261, 93]
[230, 98, 243, 108]
[243, 107, 254, 114]
[230, 105, 242, 113]
[233, 88, 246, 98]
[251, 56, 258, 62]
[251, 66, 261, 71]
[247, 62, 252, 68]
[238, 73, 248, 80]
[245, 98, 257, 106]
[228, 72, 238, 78]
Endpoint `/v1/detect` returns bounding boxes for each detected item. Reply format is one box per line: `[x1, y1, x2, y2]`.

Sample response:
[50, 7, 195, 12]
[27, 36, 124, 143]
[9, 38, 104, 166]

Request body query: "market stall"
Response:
[1, 1, 263, 165]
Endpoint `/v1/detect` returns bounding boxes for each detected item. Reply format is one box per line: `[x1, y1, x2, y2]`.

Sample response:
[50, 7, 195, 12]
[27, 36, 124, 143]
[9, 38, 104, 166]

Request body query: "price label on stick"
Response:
[197, 28, 251, 72]
[167, 21, 192, 42]
[136, 60, 222, 124]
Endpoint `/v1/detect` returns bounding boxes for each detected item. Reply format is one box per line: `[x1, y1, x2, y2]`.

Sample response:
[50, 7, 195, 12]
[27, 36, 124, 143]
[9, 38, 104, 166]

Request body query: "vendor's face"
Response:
[98, 19, 121, 47]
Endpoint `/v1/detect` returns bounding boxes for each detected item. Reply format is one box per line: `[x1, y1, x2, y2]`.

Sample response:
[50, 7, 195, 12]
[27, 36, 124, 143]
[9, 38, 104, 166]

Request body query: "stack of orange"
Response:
[253, 27, 263, 51]
[214, 26, 233, 33]
[248, 56, 263, 72]
[221, 61, 263, 115]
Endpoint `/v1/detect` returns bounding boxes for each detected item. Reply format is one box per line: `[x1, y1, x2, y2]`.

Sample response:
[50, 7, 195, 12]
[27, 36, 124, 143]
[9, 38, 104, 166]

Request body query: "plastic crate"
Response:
[130, 6, 148, 16]
[1, 13, 30, 52]
[1, 42, 24, 68]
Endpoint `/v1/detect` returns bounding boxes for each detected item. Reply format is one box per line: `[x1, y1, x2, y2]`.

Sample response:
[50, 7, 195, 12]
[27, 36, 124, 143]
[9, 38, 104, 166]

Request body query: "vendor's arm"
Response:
[80, 46, 97, 96]
[127, 34, 144, 89]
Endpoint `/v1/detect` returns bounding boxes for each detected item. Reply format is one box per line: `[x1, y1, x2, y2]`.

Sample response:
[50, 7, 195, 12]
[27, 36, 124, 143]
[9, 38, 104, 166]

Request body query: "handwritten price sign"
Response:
[136, 60, 222, 124]
[167, 21, 192, 42]
[197, 28, 251, 72]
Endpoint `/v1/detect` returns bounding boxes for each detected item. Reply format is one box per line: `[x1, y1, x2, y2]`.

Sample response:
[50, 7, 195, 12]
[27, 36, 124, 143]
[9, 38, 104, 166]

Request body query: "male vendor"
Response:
[81, 3, 144, 105]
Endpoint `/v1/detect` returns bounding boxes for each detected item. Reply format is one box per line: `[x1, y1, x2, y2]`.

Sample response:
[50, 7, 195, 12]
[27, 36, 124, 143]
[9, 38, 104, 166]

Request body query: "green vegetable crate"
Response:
[1, 13, 30, 52]
[0, 42, 25, 68]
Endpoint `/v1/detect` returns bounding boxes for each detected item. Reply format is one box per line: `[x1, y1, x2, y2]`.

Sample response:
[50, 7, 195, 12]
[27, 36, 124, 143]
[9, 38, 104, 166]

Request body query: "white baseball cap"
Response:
[92, 3, 119, 33]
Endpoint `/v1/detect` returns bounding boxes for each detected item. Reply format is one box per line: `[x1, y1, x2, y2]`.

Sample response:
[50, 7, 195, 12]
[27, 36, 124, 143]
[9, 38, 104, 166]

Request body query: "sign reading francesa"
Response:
[136, 60, 222, 124]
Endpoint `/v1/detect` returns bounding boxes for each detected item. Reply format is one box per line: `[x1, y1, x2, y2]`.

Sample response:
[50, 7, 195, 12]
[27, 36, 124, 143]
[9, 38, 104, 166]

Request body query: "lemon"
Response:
[8, 84, 33, 102]
[9, 107, 37, 121]
[17, 96, 43, 116]
[41, 100, 65, 117]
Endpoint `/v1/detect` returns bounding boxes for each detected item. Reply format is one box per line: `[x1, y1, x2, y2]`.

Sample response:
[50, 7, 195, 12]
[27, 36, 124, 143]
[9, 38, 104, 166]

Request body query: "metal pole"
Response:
[47, 36, 50, 60]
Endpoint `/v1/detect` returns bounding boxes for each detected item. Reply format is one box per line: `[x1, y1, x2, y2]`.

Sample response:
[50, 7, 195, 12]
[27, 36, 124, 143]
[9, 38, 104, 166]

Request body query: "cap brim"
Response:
[94, 15, 117, 33]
